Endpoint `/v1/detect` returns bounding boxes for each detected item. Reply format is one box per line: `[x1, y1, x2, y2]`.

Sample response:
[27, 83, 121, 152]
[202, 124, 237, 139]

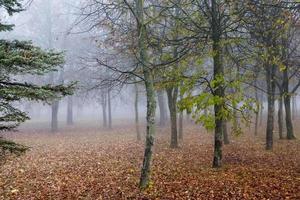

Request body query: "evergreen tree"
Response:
[0, 0, 74, 156]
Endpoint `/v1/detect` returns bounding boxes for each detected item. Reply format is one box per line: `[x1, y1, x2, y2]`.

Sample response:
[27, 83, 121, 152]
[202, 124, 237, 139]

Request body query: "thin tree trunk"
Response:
[136, 0, 157, 189]
[254, 78, 259, 136]
[157, 90, 166, 126]
[260, 99, 264, 126]
[255, 110, 259, 136]
[135, 83, 141, 141]
[67, 96, 73, 125]
[108, 89, 112, 129]
[167, 88, 178, 148]
[178, 111, 183, 140]
[278, 96, 284, 139]
[51, 101, 59, 133]
[101, 92, 107, 128]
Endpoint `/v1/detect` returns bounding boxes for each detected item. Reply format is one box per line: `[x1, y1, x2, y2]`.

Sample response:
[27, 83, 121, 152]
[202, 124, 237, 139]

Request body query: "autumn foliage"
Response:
[0, 123, 299, 200]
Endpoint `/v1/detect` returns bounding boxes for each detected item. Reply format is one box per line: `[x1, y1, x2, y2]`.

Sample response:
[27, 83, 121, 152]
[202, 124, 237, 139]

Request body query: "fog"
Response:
[1, 0, 151, 129]
[1, 1, 300, 198]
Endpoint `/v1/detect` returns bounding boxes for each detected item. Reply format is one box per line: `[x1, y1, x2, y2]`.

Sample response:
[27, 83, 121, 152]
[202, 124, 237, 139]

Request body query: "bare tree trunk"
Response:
[108, 89, 112, 129]
[136, 0, 157, 189]
[278, 97, 284, 139]
[51, 101, 59, 133]
[266, 66, 276, 150]
[284, 95, 295, 140]
[178, 111, 183, 140]
[67, 96, 73, 125]
[101, 91, 107, 128]
[254, 79, 259, 136]
[157, 90, 166, 126]
[167, 88, 178, 148]
[255, 110, 259, 136]
[135, 83, 141, 141]
[260, 98, 264, 126]
[283, 67, 295, 140]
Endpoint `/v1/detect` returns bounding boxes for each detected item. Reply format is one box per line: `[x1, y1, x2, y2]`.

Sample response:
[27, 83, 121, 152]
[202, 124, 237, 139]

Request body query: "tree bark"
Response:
[51, 101, 59, 133]
[178, 110, 183, 140]
[284, 95, 295, 139]
[101, 91, 107, 128]
[278, 96, 284, 139]
[108, 89, 112, 129]
[135, 83, 141, 141]
[266, 66, 276, 150]
[167, 88, 179, 148]
[260, 95, 264, 126]
[254, 79, 259, 136]
[136, 0, 157, 189]
[157, 90, 167, 126]
[50, 69, 63, 133]
[283, 66, 295, 140]
[211, 0, 224, 168]
[67, 96, 73, 125]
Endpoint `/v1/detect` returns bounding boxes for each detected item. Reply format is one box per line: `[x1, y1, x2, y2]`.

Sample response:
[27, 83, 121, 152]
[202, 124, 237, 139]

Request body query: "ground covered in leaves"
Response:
[0, 122, 299, 199]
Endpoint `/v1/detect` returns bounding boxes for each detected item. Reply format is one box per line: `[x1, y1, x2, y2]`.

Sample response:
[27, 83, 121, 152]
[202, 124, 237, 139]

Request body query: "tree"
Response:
[135, 0, 157, 189]
[157, 90, 167, 126]
[134, 82, 141, 141]
[0, 0, 73, 156]
[243, 0, 300, 148]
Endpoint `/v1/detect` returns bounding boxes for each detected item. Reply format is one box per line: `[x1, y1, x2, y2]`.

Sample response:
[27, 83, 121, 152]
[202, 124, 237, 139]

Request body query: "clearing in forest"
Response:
[0, 124, 299, 200]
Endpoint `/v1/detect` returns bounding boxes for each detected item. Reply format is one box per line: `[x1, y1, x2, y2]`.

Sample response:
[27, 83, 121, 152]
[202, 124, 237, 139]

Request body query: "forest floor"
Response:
[0, 122, 299, 200]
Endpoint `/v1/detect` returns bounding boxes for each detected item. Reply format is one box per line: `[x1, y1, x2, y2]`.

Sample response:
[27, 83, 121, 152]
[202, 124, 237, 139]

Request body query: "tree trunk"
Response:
[108, 89, 112, 129]
[254, 79, 259, 136]
[278, 96, 284, 139]
[167, 88, 178, 148]
[101, 91, 107, 128]
[67, 96, 73, 125]
[283, 66, 295, 140]
[157, 90, 166, 126]
[178, 111, 183, 140]
[260, 98, 264, 126]
[136, 0, 157, 189]
[266, 66, 275, 150]
[135, 83, 141, 141]
[284, 95, 295, 139]
[254, 110, 259, 136]
[50, 69, 63, 133]
[51, 101, 59, 133]
[211, 0, 224, 168]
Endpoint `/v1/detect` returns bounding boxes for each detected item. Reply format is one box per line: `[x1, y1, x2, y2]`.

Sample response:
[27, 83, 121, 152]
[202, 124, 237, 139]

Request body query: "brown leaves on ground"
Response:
[0, 124, 299, 200]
